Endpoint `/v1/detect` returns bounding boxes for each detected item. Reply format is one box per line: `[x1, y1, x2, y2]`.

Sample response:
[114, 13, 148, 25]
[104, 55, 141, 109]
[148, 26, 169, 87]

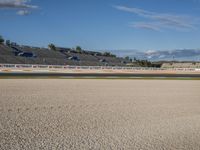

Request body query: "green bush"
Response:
[0, 36, 4, 44]
[48, 43, 56, 51]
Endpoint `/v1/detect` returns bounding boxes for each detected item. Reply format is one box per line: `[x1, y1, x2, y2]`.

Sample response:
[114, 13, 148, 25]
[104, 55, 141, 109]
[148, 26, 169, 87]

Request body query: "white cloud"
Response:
[0, 0, 37, 9]
[114, 5, 198, 31]
[0, 0, 38, 15]
[130, 22, 162, 31]
[17, 9, 30, 15]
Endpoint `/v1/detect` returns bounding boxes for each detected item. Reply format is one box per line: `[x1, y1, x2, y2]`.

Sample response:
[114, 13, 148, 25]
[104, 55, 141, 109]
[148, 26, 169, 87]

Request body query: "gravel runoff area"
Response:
[0, 79, 200, 150]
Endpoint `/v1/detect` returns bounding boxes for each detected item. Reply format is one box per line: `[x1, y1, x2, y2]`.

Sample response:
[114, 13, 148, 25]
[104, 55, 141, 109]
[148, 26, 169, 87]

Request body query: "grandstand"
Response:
[0, 44, 132, 66]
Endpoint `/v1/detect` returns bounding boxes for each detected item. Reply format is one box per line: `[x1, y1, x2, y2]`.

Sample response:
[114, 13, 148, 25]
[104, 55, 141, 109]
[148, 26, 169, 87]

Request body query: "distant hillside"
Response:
[111, 49, 200, 62]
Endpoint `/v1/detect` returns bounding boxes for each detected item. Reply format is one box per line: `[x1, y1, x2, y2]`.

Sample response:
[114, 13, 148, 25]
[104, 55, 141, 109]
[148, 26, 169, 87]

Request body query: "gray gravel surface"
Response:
[0, 79, 200, 150]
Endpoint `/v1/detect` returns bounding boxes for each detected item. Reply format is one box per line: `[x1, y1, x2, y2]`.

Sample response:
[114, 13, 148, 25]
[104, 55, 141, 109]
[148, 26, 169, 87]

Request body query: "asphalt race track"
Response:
[0, 72, 200, 78]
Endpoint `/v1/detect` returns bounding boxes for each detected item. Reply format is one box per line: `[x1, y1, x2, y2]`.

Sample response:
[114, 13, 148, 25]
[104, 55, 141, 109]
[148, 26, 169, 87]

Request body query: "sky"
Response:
[0, 0, 200, 51]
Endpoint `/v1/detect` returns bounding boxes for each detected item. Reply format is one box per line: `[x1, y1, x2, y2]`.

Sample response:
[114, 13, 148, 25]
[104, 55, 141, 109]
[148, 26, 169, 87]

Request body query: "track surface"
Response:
[1, 79, 200, 149]
[1, 72, 200, 78]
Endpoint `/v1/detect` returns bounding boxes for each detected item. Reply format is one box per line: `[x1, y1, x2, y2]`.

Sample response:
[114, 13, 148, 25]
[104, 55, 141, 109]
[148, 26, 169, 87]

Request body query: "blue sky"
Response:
[0, 0, 200, 51]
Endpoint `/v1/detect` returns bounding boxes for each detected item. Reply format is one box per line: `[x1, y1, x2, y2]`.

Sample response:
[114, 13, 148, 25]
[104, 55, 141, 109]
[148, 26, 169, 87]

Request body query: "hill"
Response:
[111, 49, 200, 61]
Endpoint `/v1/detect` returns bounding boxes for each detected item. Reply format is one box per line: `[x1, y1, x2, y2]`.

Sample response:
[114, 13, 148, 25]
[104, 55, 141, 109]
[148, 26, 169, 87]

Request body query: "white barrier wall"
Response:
[0, 64, 199, 72]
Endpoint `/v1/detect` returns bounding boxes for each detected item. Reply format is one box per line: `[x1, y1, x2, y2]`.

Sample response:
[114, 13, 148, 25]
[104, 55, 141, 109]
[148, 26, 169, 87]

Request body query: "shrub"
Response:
[6, 40, 11, 46]
[0, 35, 4, 44]
[76, 46, 82, 53]
[48, 43, 56, 51]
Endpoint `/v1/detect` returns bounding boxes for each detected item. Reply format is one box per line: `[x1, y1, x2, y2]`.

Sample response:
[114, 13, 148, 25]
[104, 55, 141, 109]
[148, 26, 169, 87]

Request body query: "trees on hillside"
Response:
[0, 35, 4, 44]
[133, 58, 152, 67]
[76, 46, 82, 53]
[125, 56, 133, 62]
[125, 56, 130, 60]
[48, 43, 56, 51]
[125, 57, 159, 67]
[103, 52, 116, 57]
[6, 40, 11, 46]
